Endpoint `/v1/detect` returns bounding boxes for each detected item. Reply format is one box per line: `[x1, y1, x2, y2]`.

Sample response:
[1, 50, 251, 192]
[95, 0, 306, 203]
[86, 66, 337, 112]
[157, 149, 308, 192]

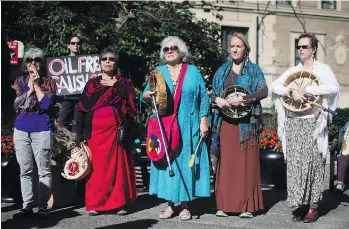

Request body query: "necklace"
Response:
[168, 63, 182, 86]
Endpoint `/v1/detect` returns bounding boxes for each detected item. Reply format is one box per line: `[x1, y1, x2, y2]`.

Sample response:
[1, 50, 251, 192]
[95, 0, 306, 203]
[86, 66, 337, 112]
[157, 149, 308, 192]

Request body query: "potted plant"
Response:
[1, 134, 22, 203]
[259, 129, 286, 189]
[1, 135, 15, 158]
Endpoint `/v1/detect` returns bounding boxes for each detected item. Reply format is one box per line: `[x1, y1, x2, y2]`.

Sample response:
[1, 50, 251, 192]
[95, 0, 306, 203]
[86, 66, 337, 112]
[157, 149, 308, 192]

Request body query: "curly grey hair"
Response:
[22, 47, 45, 71]
[160, 36, 189, 63]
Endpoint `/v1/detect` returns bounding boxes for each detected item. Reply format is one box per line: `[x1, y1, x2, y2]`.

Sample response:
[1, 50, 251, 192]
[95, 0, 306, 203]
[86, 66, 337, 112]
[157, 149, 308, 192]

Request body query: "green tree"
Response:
[2, 1, 226, 88]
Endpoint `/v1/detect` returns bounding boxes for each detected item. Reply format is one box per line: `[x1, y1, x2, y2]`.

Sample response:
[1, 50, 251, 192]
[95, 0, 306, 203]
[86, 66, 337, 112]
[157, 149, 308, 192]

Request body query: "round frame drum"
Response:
[281, 70, 321, 113]
[149, 70, 168, 116]
[220, 85, 252, 119]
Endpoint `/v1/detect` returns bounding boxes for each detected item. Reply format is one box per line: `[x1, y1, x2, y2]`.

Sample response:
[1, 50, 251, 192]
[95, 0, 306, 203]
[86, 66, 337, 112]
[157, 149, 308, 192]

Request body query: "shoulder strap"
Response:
[173, 64, 188, 112]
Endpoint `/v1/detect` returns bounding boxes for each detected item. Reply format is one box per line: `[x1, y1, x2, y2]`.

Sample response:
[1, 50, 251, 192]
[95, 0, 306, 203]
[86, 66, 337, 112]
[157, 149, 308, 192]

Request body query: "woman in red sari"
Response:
[76, 47, 138, 216]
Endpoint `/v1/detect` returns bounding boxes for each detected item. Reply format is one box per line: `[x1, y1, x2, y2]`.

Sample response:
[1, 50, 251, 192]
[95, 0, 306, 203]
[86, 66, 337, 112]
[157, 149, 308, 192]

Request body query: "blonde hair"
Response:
[231, 32, 251, 74]
[231, 32, 251, 54]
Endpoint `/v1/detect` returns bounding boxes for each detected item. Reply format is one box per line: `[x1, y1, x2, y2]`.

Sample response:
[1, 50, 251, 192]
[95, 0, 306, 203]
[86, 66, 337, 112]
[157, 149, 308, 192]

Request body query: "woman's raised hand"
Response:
[27, 76, 35, 97]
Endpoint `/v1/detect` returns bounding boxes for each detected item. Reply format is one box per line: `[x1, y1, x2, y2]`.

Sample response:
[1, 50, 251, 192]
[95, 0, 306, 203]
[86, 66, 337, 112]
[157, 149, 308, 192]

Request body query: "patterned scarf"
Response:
[212, 58, 266, 143]
[13, 74, 57, 113]
[78, 74, 137, 124]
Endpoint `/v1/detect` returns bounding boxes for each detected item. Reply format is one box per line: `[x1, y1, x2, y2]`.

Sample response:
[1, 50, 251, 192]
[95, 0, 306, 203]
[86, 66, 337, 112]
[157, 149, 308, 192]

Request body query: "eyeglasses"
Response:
[296, 45, 311, 50]
[101, 57, 117, 62]
[163, 45, 179, 53]
[70, 42, 81, 45]
[26, 57, 43, 63]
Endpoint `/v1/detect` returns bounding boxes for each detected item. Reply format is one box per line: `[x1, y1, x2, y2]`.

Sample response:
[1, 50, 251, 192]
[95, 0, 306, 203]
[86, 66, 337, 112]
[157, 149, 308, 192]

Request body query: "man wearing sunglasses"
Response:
[58, 36, 83, 131]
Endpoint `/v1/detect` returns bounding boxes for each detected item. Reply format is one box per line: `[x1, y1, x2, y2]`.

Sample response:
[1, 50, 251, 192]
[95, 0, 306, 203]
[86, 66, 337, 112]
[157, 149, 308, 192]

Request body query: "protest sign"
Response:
[7, 41, 19, 65]
[47, 54, 101, 96]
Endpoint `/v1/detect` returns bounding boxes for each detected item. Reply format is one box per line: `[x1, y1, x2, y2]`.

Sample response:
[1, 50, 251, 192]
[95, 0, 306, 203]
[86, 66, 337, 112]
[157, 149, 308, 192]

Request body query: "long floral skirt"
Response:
[285, 117, 325, 207]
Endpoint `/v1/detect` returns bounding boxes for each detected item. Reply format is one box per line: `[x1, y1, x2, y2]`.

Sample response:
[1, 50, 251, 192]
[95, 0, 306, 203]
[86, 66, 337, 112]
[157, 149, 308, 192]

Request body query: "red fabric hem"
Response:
[85, 107, 138, 211]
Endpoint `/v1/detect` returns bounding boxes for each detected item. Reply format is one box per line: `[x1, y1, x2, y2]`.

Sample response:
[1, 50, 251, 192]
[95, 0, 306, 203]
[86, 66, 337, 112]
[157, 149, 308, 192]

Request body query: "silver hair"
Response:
[160, 36, 189, 63]
[22, 47, 45, 71]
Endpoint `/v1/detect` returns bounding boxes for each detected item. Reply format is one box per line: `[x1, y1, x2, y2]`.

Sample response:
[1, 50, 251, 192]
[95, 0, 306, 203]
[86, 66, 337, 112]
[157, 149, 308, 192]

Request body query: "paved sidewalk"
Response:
[2, 189, 349, 229]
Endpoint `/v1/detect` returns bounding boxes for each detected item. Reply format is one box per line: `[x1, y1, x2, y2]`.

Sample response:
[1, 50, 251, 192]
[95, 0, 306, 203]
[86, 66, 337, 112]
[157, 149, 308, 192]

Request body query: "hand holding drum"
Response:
[282, 70, 336, 116]
[215, 97, 230, 110]
[226, 96, 244, 107]
[143, 91, 156, 102]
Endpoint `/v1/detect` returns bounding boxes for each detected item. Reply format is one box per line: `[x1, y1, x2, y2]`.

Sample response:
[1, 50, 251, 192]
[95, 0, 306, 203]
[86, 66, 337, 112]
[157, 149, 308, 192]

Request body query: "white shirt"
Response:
[269, 60, 340, 159]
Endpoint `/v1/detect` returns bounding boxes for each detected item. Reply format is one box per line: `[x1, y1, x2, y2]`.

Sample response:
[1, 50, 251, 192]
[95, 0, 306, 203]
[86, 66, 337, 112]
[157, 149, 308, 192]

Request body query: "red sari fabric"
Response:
[78, 74, 137, 125]
[85, 106, 137, 211]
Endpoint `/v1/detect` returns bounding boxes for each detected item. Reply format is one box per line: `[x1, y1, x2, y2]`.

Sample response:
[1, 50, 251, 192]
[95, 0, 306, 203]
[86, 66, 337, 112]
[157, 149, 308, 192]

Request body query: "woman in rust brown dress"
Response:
[211, 32, 267, 218]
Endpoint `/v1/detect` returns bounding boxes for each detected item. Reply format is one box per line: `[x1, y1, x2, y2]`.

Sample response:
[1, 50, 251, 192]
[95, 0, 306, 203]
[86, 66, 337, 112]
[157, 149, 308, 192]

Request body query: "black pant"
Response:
[58, 99, 79, 131]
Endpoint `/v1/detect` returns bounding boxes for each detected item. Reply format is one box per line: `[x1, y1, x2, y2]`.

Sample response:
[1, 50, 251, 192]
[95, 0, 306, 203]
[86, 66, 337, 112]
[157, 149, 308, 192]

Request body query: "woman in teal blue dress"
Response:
[142, 36, 210, 221]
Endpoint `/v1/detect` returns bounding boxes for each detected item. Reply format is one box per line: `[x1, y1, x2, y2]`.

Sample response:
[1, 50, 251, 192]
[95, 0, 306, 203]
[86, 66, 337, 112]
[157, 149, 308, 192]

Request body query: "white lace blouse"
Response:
[269, 61, 340, 159]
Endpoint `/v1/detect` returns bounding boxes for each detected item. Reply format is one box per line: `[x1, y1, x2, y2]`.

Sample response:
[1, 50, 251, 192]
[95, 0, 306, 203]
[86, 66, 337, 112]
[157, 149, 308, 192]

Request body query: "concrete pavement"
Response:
[2, 189, 349, 229]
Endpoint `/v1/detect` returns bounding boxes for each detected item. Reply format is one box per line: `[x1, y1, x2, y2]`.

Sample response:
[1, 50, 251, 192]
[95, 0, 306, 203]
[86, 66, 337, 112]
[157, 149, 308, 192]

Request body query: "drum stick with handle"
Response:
[189, 135, 204, 168]
[151, 94, 175, 177]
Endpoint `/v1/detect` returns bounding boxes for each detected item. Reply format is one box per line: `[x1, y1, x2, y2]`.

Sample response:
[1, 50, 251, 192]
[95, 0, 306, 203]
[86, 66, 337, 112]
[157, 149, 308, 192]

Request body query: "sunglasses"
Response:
[163, 45, 179, 53]
[70, 42, 81, 45]
[296, 45, 311, 50]
[101, 57, 117, 62]
[26, 57, 43, 63]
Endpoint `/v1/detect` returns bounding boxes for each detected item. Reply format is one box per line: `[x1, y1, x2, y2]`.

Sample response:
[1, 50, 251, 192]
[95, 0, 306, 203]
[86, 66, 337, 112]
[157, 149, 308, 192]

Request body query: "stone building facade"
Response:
[191, 0, 349, 109]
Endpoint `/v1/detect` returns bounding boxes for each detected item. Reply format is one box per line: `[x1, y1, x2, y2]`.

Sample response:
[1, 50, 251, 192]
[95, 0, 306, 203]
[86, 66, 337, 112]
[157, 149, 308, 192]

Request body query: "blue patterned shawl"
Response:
[211, 58, 266, 143]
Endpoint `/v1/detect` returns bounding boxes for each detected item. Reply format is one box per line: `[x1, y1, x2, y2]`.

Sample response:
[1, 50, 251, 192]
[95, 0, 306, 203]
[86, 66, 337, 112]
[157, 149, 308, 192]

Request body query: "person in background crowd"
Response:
[269, 33, 339, 223]
[142, 36, 211, 221]
[76, 47, 138, 216]
[58, 35, 82, 131]
[334, 121, 349, 192]
[211, 32, 266, 218]
[12, 47, 57, 220]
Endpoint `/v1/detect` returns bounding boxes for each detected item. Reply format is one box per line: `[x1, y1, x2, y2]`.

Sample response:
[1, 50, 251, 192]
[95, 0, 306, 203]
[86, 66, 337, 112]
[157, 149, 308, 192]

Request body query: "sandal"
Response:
[159, 206, 174, 219]
[179, 209, 192, 221]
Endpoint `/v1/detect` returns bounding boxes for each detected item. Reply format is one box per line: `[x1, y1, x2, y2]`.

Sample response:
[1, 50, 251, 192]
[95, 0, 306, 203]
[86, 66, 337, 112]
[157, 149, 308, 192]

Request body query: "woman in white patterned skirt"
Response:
[269, 33, 339, 223]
